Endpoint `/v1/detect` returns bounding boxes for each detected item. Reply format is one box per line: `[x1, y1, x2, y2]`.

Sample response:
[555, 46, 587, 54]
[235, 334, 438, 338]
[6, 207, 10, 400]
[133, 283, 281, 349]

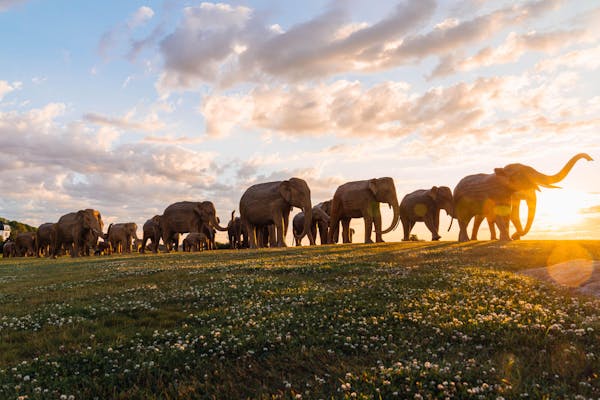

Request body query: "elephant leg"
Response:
[487, 218, 497, 240]
[496, 216, 511, 241]
[373, 210, 384, 242]
[458, 218, 470, 242]
[341, 218, 351, 243]
[401, 216, 411, 241]
[424, 216, 440, 241]
[471, 215, 483, 241]
[363, 215, 374, 244]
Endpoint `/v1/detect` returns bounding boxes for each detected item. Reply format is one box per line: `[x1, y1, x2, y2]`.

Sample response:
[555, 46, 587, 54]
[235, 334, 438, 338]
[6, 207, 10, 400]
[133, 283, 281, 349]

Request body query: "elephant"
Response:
[160, 201, 227, 252]
[36, 223, 57, 257]
[400, 186, 454, 241]
[240, 178, 314, 248]
[140, 215, 162, 254]
[453, 153, 592, 242]
[227, 211, 246, 249]
[2, 240, 16, 258]
[94, 241, 111, 256]
[328, 177, 400, 244]
[53, 209, 104, 257]
[293, 206, 330, 246]
[106, 222, 139, 254]
[182, 232, 210, 252]
[15, 232, 37, 257]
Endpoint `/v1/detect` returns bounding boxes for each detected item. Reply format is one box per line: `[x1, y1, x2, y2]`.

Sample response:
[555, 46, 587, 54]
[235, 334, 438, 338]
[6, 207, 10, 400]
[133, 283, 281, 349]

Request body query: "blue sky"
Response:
[1, 0, 599, 242]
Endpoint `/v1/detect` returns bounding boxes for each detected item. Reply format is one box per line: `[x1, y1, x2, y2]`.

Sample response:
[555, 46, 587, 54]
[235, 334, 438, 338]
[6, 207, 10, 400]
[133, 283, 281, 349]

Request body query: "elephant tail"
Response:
[447, 217, 454, 232]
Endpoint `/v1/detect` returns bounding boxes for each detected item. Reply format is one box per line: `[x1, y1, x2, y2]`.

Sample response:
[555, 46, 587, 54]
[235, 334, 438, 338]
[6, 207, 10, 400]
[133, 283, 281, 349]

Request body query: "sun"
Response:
[534, 189, 593, 229]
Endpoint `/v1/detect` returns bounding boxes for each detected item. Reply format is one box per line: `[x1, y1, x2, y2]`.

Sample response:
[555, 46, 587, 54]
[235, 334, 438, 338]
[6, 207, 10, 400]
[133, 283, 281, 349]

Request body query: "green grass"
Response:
[1, 241, 599, 399]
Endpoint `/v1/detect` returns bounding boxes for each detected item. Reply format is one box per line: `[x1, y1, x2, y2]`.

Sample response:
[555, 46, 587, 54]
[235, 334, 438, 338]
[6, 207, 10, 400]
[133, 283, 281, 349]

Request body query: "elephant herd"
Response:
[2, 153, 592, 259]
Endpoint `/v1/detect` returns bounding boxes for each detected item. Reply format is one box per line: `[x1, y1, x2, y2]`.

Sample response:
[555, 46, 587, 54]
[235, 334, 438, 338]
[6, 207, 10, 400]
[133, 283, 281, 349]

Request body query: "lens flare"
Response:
[546, 243, 593, 288]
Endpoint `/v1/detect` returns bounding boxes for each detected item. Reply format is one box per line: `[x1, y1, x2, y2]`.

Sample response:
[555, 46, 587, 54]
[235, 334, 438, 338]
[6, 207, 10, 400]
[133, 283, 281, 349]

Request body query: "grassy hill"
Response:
[0, 241, 599, 399]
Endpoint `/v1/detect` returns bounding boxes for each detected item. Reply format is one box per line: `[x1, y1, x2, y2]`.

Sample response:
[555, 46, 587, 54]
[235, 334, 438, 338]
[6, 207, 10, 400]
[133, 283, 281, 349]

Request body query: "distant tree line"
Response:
[0, 217, 37, 251]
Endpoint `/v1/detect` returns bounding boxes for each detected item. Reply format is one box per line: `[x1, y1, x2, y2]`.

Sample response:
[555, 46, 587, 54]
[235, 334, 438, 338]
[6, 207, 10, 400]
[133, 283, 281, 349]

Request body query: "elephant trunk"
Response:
[211, 215, 228, 231]
[381, 202, 400, 234]
[529, 153, 592, 186]
[511, 192, 537, 240]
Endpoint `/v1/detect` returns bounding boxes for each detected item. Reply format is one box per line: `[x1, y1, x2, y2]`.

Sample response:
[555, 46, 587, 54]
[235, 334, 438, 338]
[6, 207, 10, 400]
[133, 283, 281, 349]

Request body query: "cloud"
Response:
[98, 6, 155, 59]
[156, 0, 562, 91]
[0, 80, 22, 100]
[535, 45, 600, 72]
[431, 28, 588, 78]
[83, 111, 166, 133]
[0, 0, 27, 12]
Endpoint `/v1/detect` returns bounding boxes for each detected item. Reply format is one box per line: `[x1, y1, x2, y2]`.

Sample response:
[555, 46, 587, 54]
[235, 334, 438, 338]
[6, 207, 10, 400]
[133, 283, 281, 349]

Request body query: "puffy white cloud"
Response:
[128, 6, 154, 29]
[535, 45, 600, 72]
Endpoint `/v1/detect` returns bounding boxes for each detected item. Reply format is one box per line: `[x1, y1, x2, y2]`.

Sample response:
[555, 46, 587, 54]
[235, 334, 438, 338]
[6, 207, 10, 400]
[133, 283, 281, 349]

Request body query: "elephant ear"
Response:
[279, 180, 293, 203]
[429, 186, 438, 201]
[368, 179, 378, 196]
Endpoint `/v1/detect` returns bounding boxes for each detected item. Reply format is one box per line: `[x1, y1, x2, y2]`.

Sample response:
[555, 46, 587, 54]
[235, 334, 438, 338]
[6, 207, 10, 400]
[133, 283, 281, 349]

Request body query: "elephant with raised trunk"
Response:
[400, 186, 454, 241]
[293, 206, 330, 246]
[140, 215, 162, 254]
[53, 209, 104, 257]
[107, 222, 139, 254]
[36, 223, 56, 257]
[160, 201, 227, 252]
[240, 177, 314, 248]
[454, 153, 592, 242]
[328, 177, 400, 244]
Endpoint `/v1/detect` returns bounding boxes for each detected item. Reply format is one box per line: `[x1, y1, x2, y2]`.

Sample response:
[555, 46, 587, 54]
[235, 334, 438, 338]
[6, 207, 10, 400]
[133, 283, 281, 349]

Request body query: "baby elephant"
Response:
[400, 186, 454, 241]
[183, 232, 210, 252]
[293, 206, 330, 245]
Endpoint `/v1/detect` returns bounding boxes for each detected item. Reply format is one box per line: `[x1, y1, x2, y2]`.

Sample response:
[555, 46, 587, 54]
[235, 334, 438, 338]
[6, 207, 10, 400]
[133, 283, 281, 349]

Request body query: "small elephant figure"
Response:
[140, 215, 162, 254]
[15, 232, 37, 257]
[227, 211, 248, 249]
[293, 206, 330, 246]
[329, 177, 400, 244]
[400, 186, 454, 241]
[36, 223, 57, 257]
[54, 209, 104, 258]
[94, 241, 111, 256]
[240, 178, 315, 248]
[2, 240, 16, 258]
[183, 232, 209, 252]
[106, 222, 139, 254]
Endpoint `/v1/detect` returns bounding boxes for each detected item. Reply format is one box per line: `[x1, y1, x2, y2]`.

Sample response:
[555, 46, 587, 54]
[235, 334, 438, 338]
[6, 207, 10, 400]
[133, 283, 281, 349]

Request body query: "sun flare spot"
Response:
[535, 189, 593, 229]
[546, 243, 593, 287]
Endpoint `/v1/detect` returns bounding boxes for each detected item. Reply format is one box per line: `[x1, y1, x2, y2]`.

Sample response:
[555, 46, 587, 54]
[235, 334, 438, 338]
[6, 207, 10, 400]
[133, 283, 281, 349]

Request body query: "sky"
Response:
[0, 0, 599, 243]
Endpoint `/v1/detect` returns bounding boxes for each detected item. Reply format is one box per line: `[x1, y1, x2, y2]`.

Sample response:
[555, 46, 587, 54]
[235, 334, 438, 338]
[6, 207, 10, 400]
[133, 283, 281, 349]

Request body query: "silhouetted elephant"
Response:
[227, 211, 248, 249]
[140, 215, 162, 254]
[293, 206, 330, 245]
[240, 178, 314, 248]
[3, 240, 16, 258]
[36, 223, 56, 257]
[53, 209, 104, 258]
[400, 186, 454, 241]
[329, 177, 400, 244]
[15, 232, 37, 257]
[454, 153, 592, 241]
[106, 222, 138, 254]
[182, 232, 210, 252]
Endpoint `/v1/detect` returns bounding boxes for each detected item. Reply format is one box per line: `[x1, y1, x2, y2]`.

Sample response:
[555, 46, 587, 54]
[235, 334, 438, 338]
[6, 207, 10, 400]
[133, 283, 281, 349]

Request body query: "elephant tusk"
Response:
[540, 183, 561, 189]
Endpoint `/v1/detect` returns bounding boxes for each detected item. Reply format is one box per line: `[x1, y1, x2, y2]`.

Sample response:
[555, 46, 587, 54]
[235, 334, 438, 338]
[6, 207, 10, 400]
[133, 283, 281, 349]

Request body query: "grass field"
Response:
[1, 241, 599, 399]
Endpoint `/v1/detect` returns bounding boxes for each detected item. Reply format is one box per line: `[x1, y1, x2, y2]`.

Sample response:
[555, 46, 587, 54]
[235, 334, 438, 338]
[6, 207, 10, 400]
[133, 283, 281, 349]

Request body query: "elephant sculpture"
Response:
[454, 153, 592, 241]
[2, 240, 16, 258]
[15, 232, 37, 257]
[36, 223, 56, 257]
[160, 201, 227, 252]
[293, 206, 330, 245]
[470, 189, 535, 240]
[240, 178, 314, 248]
[106, 222, 138, 254]
[140, 215, 162, 254]
[227, 211, 248, 249]
[328, 177, 400, 244]
[400, 186, 454, 241]
[182, 232, 209, 252]
[53, 209, 104, 257]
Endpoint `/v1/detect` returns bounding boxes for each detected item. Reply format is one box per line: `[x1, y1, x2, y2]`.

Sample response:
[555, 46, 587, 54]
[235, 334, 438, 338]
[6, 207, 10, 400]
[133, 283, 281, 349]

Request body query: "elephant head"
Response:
[279, 178, 313, 240]
[368, 177, 400, 234]
[429, 186, 454, 217]
[495, 153, 592, 238]
[79, 209, 104, 237]
[195, 201, 228, 232]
